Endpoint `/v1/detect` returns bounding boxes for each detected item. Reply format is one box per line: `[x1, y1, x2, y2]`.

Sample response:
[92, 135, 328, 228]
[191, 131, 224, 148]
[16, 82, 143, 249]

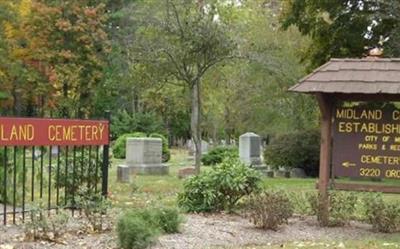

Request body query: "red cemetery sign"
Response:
[0, 117, 109, 146]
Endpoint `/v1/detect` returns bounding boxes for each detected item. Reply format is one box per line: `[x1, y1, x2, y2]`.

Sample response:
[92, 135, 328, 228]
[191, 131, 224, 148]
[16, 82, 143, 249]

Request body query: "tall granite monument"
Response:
[239, 132, 262, 166]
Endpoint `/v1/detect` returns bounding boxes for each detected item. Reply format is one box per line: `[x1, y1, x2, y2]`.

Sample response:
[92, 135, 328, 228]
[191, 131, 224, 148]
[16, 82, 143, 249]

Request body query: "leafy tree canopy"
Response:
[281, 0, 400, 69]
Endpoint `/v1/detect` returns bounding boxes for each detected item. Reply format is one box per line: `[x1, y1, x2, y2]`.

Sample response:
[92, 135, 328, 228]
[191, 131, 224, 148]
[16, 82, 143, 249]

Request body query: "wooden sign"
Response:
[332, 106, 400, 179]
[0, 117, 109, 146]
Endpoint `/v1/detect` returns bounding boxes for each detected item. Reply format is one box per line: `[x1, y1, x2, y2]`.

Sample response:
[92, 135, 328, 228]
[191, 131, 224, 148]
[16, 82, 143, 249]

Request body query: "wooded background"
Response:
[1, 0, 399, 145]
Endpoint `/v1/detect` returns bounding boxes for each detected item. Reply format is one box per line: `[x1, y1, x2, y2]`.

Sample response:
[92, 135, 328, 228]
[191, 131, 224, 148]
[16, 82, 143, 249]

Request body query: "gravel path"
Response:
[152, 214, 382, 249]
[0, 213, 395, 249]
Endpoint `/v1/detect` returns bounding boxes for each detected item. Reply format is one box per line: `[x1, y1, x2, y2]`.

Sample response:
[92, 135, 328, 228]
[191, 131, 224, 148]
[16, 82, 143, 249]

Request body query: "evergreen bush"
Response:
[111, 110, 164, 139]
[117, 211, 159, 249]
[201, 146, 238, 166]
[178, 157, 261, 212]
[264, 129, 320, 176]
[117, 207, 182, 249]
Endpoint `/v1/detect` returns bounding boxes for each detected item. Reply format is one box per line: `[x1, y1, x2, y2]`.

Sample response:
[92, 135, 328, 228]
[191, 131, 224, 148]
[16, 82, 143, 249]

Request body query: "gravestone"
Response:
[239, 132, 262, 166]
[126, 137, 168, 175]
[51, 146, 59, 156]
[275, 170, 291, 178]
[201, 140, 209, 155]
[187, 139, 209, 156]
[290, 168, 306, 178]
[117, 165, 130, 183]
[187, 140, 194, 156]
[34, 148, 42, 160]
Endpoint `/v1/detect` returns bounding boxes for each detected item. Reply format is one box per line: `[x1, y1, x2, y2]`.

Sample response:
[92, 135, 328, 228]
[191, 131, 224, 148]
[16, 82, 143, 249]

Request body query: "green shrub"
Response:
[112, 132, 147, 159]
[24, 201, 70, 241]
[363, 193, 400, 233]
[288, 191, 314, 216]
[244, 189, 294, 230]
[178, 157, 261, 212]
[329, 191, 358, 226]
[306, 192, 320, 216]
[308, 191, 358, 226]
[0, 149, 4, 163]
[201, 146, 238, 166]
[149, 133, 171, 163]
[153, 208, 182, 234]
[264, 129, 320, 176]
[75, 187, 111, 232]
[113, 132, 170, 162]
[0, 148, 24, 204]
[117, 211, 159, 249]
[117, 207, 182, 249]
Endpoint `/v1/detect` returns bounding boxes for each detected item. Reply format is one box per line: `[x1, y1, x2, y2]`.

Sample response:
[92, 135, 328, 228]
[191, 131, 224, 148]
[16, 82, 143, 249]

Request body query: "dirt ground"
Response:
[0, 213, 398, 249]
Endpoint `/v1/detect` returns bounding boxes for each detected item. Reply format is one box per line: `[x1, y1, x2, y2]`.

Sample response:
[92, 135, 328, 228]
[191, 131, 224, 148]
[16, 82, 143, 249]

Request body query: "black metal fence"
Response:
[0, 115, 110, 225]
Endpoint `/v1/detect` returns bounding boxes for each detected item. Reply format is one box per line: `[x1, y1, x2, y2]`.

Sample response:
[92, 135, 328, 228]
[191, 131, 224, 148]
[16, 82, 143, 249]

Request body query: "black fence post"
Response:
[102, 110, 111, 197]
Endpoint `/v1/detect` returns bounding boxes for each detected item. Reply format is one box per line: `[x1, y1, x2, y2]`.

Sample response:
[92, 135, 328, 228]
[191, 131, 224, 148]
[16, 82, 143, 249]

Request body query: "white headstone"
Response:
[201, 140, 209, 155]
[239, 132, 262, 165]
[187, 139, 209, 155]
[117, 165, 130, 183]
[125, 137, 168, 175]
[34, 148, 42, 159]
[51, 146, 59, 156]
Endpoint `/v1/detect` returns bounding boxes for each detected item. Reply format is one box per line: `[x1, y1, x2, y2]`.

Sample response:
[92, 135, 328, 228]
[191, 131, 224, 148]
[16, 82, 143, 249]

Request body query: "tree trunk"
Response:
[12, 83, 22, 116]
[191, 80, 201, 174]
[62, 80, 69, 117]
[224, 105, 231, 145]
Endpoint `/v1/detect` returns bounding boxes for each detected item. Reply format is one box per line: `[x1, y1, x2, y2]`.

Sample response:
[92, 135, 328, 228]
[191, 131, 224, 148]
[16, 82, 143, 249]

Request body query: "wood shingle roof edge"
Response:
[289, 58, 400, 94]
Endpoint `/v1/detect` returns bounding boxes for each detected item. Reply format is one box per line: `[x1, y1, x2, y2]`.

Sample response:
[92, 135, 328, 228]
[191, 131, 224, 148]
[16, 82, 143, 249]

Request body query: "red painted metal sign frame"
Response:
[0, 117, 109, 146]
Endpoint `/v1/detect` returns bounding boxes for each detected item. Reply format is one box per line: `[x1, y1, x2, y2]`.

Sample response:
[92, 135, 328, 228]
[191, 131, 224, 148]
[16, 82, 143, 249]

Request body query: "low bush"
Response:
[201, 146, 238, 166]
[24, 202, 70, 241]
[288, 191, 314, 216]
[153, 208, 182, 234]
[117, 207, 182, 249]
[363, 193, 400, 233]
[329, 191, 358, 226]
[117, 211, 159, 249]
[264, 129, 320, 176]
[75, 187, 111, 232]
[113, 132, 170, 162]
[178, 157, 261, 212]
[244, 189, 293, 230]
[308, 191, 357, 226]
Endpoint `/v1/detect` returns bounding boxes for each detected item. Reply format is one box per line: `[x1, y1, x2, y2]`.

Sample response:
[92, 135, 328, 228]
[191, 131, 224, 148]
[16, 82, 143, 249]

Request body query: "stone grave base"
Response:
[128, 164, 169, 175]
[275, 170, 291, 178]
[251, 165, 274, 177]
[290, 168, 307, 178]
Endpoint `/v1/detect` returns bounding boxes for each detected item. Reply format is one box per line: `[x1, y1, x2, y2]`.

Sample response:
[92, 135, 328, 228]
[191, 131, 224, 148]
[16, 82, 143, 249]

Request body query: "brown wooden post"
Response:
[316, 93, 333, 226]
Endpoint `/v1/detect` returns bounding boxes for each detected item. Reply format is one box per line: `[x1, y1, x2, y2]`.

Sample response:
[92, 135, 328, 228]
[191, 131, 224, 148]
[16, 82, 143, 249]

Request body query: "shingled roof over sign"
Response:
[289, 58, 400, 94]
